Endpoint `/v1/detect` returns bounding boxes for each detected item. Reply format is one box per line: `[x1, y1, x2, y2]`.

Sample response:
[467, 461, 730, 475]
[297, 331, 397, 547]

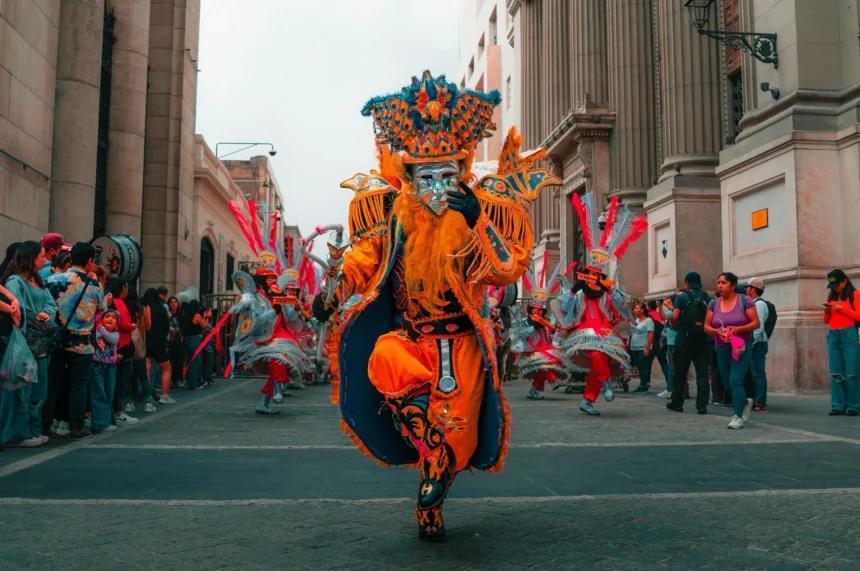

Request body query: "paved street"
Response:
[1, 376, 860, 570]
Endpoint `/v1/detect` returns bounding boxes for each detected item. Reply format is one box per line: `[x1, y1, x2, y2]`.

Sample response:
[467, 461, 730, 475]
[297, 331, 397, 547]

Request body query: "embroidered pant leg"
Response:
[583, 351, 611, 403]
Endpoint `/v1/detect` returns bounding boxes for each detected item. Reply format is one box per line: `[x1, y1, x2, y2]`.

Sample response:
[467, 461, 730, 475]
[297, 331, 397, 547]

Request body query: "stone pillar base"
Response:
[644, 174, 723, 298]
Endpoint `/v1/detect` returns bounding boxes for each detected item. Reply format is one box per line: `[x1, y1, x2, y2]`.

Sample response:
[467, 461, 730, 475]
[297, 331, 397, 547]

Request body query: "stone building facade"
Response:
[0, 0, 240, 295]
[507, 0, 860, 392]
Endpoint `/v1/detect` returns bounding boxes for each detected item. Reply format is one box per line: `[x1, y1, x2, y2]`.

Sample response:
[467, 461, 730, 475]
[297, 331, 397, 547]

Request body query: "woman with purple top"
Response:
[704, 272, 760, 429]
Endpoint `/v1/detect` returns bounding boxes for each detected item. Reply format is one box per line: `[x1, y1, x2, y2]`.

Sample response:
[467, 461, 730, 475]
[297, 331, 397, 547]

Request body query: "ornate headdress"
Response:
[571, 192, 648, 277]
[361, 70, 501, 163]
[522, 254, 568, 309]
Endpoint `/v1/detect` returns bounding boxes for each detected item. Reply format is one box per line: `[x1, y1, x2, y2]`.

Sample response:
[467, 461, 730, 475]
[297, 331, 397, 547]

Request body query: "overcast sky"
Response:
[196, 0, 462, 246]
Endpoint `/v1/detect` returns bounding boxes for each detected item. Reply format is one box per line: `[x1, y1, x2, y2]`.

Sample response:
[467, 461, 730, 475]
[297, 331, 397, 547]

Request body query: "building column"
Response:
[608, 0, 656, 209]
[104, 0, 151, 238]
[570, 0, 609, 107]
[49, 0, 105, 243]
[537, 0, 568, 250]
[607, 0, 656, 298]
[656, 0, 721, 180]
[519, 0, 543, 241]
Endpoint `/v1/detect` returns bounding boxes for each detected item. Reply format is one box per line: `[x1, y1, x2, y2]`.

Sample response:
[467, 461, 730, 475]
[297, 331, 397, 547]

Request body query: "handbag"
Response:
[10, 276, 61, 358]
[130, 323, 146, 360]
[0, 327, 38, 390]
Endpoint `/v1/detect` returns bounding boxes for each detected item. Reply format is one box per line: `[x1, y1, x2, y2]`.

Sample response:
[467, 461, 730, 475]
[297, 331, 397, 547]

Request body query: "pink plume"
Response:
[228, 201, 259, 255]
[522, 272, 534, 293]
[246, 199, 264, 251]
[613, 213, 649, 259]
[571, 194, 592, 252]
[563, 262, 578, 277]
[539, 250, 549, 289]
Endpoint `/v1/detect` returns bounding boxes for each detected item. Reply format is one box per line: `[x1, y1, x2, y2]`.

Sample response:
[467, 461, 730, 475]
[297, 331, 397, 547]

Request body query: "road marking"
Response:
[86, 437, 837, 451]
[0, 378, 257, 480]
[1, 487, 860, 506]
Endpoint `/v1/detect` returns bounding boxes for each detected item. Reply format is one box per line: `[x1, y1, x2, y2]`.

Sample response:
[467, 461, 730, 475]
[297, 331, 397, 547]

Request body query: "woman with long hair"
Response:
[142, 288, 174, 408]
[0, 242, 21, 278]
[127, 286, 155, 409]
[182, 299, 211, 391]
[167, 296, 186, 389]
[704, 272, 760, 429]
[824, 269, 860, 416]
[108, 278, 139, 426]
[1, 241, 57, 447]
[630, 302, 656, 394]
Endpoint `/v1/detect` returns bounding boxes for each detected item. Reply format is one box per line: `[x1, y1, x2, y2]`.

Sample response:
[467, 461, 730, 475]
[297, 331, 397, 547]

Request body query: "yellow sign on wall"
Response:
[752, 208, 769, 231]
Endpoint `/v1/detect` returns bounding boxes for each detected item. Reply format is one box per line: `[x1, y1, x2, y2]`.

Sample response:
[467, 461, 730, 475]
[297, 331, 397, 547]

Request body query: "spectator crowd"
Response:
[0, 234, 219, 449]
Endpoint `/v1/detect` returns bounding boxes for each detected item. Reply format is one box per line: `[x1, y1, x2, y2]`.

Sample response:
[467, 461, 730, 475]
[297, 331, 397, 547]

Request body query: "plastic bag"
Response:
[730, 335, 746, 361]
[0, 327, 38, 390]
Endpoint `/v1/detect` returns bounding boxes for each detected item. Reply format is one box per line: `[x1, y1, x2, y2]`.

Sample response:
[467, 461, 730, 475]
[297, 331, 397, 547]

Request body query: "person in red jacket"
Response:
[823, 269, 860, 416]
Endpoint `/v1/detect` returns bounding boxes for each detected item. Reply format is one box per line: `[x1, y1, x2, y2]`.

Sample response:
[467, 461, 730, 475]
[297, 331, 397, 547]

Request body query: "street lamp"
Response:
[683, 0, 778, 68]
[215, 142, 277, 160]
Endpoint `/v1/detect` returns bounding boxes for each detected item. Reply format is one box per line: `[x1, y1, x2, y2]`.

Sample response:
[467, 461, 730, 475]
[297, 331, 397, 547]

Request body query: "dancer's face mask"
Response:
[410, 161, 459, 216]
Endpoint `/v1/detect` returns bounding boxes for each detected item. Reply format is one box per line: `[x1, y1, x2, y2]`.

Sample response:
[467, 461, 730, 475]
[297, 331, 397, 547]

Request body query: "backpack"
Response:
[651, 318, 664, 351]
[682, 291, 709, 341]
[755, 298, 778, 339]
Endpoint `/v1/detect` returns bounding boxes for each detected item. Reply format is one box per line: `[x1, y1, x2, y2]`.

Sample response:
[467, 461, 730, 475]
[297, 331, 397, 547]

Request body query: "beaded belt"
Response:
[404, 313, 473, 339]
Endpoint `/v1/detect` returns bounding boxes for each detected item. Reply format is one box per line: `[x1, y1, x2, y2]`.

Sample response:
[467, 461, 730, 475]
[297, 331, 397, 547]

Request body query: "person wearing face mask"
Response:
[312, 71, 554, 541]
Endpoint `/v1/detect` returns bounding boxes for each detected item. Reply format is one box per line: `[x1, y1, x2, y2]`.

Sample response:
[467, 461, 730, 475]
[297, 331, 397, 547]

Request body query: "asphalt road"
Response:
[1, 375, 858, 570]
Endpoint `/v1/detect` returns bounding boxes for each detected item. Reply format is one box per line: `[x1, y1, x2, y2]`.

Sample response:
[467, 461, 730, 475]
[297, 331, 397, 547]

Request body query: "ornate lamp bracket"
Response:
[684, 0, 778, 69]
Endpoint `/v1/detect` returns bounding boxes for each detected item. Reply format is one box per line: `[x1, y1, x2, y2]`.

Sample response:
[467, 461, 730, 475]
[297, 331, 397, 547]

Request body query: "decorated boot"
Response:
[602, 380, 615, 402]
[272, 383, 285, 404]
[416, 504, 446, 542]
[579, 398, 601, 416]
[385, 383, 457, 513]
[255, 394, 281, 415]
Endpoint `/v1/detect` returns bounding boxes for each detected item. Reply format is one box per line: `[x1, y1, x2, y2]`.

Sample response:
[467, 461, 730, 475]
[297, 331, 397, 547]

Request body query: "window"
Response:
[226, 254, 235, 291]
[94, 8, 116, 237]
[468, 58, 474, 80]
[478, 34, 485, 59]
[490, 9, 498, 45]
[729, 72, 744, 141]
[506, 76, 512, 109]
[724, 0, 741, 74]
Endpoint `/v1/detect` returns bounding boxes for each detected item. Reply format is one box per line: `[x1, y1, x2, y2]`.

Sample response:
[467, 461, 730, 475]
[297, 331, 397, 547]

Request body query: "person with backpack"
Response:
[823, 269, 860, 416]
[745, 278, 775, 412]
[666, 272, 714, 414]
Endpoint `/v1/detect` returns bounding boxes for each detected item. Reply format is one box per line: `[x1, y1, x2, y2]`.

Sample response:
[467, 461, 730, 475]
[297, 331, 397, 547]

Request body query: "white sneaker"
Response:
[54, 421, 70, 436]
[657, 390, 671, 398]
[728, 415, 745, 429]
[144, 402, 157, 413]
[50, 419, 58, 434]
[124, 402, 136, 413]
[159, 394, 176, 404]
[99, 425, 117, 433]
[742, 398, 754, 423]
[6, 437, 44, 447]
[114, 413, 139, 425]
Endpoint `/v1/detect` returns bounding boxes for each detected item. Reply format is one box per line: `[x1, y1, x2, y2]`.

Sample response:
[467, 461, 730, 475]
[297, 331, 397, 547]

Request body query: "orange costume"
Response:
[319, 71, 558, 541]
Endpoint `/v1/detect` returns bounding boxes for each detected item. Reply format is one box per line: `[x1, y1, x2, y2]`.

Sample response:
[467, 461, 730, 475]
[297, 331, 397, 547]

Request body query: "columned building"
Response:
[0, 0, 209, 293]
[509, 0, 860, 392]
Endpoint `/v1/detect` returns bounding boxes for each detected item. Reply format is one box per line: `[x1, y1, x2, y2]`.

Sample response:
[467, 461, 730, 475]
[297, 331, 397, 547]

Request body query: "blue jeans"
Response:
[826, 326, 860, 413]
[90, 362, 117, 431]
[715, 339, 753, 418]
[665, 346, 675, 393]
[186, 336, 203, 390]
[750, 342, 768, 406]
[631, 349, 654, 389]
[26, 357, 49, 439]
[4, 357, 51, 441]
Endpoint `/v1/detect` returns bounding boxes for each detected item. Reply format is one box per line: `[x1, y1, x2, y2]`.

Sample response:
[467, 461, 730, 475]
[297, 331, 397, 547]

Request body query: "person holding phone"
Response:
[182, 300, 210, 391]
[823, 269, 860, 416]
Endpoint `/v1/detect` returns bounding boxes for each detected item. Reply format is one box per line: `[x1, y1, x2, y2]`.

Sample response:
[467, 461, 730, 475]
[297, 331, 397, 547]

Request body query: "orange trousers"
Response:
[367, 331, 486, 473]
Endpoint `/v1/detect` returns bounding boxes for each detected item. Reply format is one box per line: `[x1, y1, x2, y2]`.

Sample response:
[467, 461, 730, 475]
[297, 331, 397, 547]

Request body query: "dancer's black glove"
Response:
[447, 181, 481, 228]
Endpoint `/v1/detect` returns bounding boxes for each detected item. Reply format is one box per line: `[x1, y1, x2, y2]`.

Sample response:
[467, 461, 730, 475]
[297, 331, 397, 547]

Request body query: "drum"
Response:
[498, 283, 518, 308]
[90, 235, 143, 282]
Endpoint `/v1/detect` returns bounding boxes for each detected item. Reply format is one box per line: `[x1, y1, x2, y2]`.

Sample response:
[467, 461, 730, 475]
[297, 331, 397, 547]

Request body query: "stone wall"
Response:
[0, 0, 60, 246]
